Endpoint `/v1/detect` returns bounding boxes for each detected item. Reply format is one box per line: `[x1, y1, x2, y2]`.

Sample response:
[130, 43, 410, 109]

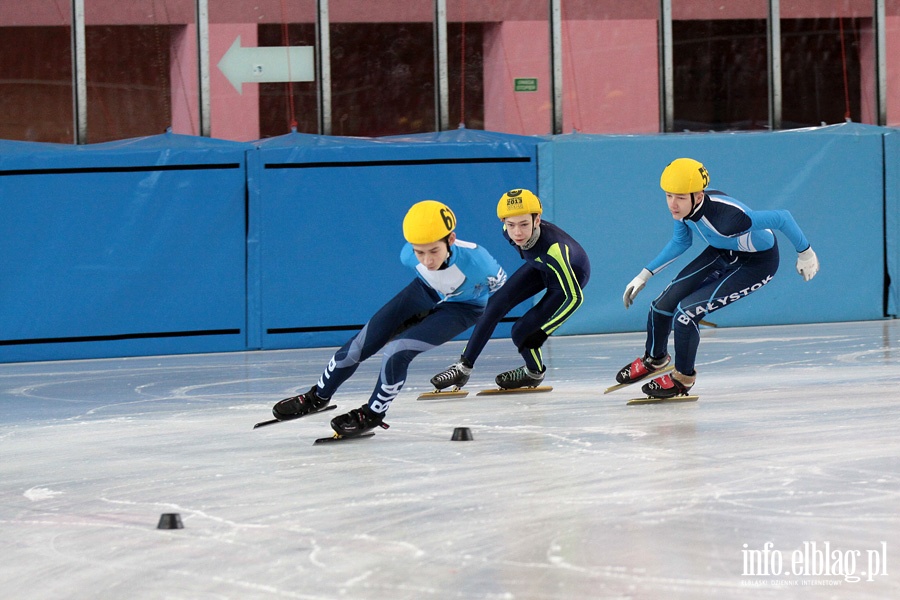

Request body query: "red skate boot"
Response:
[615, 353, 671, 385]
[641, 370, 696, 399]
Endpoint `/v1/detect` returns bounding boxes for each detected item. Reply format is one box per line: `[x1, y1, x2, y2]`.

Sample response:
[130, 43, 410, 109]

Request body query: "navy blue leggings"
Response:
[463, 263, 582, 373]
[316, 278, 482, 414]
[647, 242, 779, 375]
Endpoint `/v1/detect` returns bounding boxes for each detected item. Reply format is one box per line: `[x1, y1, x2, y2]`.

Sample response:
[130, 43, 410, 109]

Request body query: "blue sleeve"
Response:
[476, 247, 507, 295]
[645, 221, 693, 274]
[399, 243, 417, 269]
[748, 209, 811, 252]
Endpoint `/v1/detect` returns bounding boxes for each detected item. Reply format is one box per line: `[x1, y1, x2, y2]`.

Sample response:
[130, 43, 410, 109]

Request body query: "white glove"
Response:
[623, 268, 652, 308]
[796, 247, 819, 281]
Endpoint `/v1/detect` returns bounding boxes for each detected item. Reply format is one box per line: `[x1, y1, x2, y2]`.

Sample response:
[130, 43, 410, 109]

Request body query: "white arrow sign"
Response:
[217, 35, 315, 94]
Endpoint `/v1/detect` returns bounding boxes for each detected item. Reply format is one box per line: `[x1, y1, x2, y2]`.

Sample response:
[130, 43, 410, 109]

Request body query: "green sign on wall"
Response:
[514, 78, 538, 92]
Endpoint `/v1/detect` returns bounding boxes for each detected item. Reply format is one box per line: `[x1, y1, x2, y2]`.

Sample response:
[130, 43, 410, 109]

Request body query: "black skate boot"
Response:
[615, 353, 671, 384]
[330, 404, 386, 437]
[272, 386, 330, 420]
[641, 369, 695, 399]
[495, 366, 545, 390]
[430, 357, 473, 390]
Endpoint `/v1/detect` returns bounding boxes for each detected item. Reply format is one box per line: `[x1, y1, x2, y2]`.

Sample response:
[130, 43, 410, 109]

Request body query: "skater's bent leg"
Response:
[366, 343, 427, 414]
[645, 247, 723, 360]
[671, 247, 779, 375]
[367, 303, 481, 415]
[510, 282, 585, 374]
[317, 319, 408, 399]
[317, 325, 379, 398]
[317, 279, 438, 399]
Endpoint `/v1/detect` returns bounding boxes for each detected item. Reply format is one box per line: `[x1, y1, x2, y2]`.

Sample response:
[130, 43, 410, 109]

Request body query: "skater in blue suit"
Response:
[271, 200, 506, 436]
[616, 158, 820, 398]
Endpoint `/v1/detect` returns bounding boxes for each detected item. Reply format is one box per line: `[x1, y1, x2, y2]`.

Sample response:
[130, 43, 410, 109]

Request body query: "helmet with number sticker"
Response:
[403, 200, 457, 244]
[660, 158, 710, 194]
[497, 189, 543, 219]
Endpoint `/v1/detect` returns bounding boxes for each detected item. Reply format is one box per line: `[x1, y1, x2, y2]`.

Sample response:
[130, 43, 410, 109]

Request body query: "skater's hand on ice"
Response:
[796, 247, 819, 281]
[623, 268, 652, 308]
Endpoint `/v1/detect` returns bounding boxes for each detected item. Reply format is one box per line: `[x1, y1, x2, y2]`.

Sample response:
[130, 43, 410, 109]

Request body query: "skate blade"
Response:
[313, 432, 376, 445]
[604, 365, 675, 394]
[417, 389, 468, 400]
[626, 395, 699, 405]
[476, 385, 553, 396]
[253, 404, 337, 429]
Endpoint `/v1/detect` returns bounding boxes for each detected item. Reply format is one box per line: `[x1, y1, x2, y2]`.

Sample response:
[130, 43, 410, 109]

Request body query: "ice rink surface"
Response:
[1, 320, 898, 600]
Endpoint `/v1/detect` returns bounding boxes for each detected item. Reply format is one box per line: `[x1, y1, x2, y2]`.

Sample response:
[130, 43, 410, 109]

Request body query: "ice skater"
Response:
[271, 200, 506, 437]
[616, 158, 820, 398]
[430, 188, 590, 392]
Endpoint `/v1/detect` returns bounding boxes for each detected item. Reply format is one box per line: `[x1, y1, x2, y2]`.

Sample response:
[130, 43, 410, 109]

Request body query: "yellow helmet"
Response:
[402, 200, 457, 244]
[497, 189, 542, 219]
[660, 158, 710, 194]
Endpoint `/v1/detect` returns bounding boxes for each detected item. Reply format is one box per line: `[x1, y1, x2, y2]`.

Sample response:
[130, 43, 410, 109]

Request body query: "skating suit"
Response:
[316, 240, 506, 414]
[462, 220, 590, 373]
[644, 190, 811, 374]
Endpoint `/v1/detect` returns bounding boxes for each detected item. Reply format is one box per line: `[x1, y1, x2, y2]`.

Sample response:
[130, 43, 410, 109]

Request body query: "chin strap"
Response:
[439, 246, 453, 270]
[520, 225, 542, 250]
[687, 192, 705, 219]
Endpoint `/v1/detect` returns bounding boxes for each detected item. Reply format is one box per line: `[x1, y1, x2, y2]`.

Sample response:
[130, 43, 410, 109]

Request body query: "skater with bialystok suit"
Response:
[265, 200, 506, 440]
[430, 188, 590, 395]
[613, 158, 820, 401]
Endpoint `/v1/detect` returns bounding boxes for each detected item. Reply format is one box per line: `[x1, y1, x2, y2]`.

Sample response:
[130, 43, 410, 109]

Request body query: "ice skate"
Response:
[417, 387, 469, 400]
[430, 359, 472, 391]
[494, 365, 545, 390]
[641, 369, 695, 399]
[330, 404, 388, 438]
[615, 353, 671, 385]
[271, 386, 330, 420]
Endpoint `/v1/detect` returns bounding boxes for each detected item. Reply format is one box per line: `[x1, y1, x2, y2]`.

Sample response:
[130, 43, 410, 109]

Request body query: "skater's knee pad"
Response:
[520, 329, 548, 350]
[510, 320, 545, 350]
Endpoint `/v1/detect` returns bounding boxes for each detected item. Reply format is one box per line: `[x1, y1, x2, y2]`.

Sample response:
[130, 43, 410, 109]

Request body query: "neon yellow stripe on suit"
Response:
[529, 347, 544, 371]
[537, 242, 584, 334]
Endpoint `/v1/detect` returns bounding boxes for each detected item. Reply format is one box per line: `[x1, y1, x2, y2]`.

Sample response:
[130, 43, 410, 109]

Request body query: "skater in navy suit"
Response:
[431, 189, 590, 392]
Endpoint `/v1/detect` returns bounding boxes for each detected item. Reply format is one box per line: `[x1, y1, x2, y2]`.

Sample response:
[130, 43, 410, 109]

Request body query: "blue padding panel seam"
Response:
[0, 164, 241, 176]
[0, 329, 242, 346]
[264, 157, 532, 169]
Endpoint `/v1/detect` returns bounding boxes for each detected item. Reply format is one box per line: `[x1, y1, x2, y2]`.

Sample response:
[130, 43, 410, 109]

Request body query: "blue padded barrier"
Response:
[0, 133, 249, 362]
[0, 123, 895, 364]
[248, 128, 542, 350]
[543, 123, 886, 334]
